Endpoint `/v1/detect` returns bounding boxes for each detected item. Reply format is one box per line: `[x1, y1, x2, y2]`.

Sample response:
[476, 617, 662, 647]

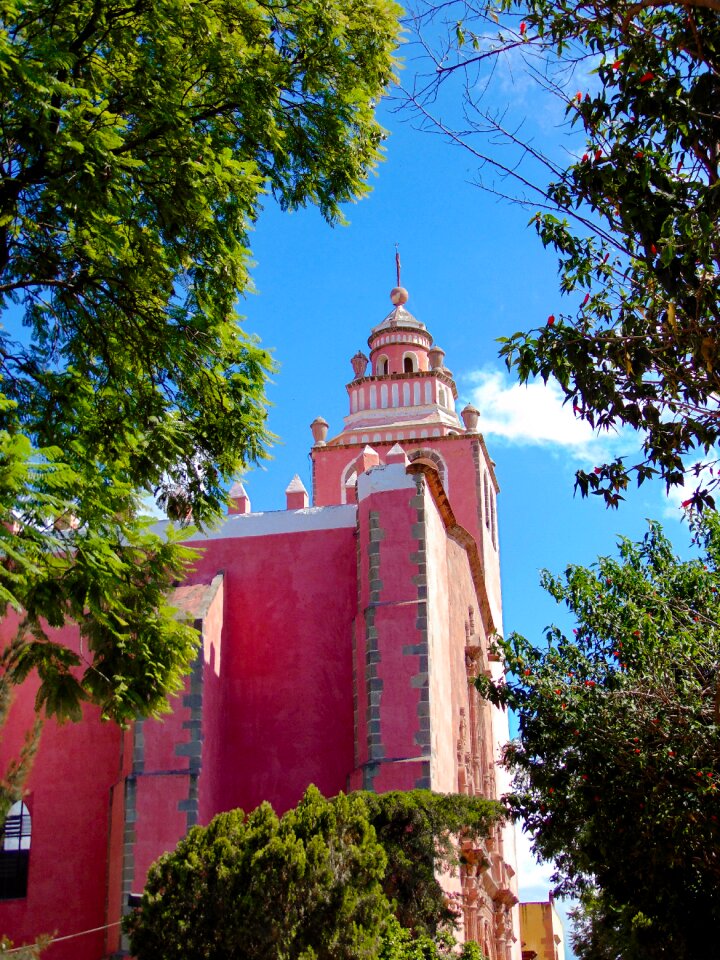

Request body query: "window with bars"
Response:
[0, 801, 31, 899]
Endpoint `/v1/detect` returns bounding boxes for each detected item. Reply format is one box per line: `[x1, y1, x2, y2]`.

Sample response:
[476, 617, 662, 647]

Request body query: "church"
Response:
[0, 286, 523, 959]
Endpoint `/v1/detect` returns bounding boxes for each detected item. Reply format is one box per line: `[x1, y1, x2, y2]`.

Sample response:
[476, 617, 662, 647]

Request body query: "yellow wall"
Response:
[519, 901, 565, 960]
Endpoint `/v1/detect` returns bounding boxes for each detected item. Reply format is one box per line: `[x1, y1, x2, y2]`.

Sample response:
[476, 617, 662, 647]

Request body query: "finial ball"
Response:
[390, 286, 409, 305]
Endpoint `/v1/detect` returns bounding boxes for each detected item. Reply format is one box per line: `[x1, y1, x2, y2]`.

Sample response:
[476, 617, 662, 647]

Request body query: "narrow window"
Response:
[377, 356, 388, 376]
[0, 801, 31, 899]
[483, 474, 490, 530]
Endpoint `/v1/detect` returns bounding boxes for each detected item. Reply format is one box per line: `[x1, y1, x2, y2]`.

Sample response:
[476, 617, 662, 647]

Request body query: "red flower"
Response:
[547, 314, 555, 326]
[668, 750, 675, 756]
[524, 669, 531, 675]
[576, 92, 582, 102]
[582, 293, 590, 306]
[635, 151, 644, 159]
[681, 498, 693, 508]
[639, 71, 654, 82]
[594, 148, 602, 161]
[581, 153, 589, 162]
[612, 60, 621, 70]
[519, 21, 527, 34]
[594, 466, 602, 475]
[650, 243, 657, 255]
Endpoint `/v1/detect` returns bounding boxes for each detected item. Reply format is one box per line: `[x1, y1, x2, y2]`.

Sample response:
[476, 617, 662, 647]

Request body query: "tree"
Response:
[378, 918, 485, 960]
[126, 786, 392, 960]
[126, 787, 501, 959]
[478, 515, 720, 957]
[359, 789, 500, 937]
[0, 0, 400, 725]
[406, 0, 720, 508]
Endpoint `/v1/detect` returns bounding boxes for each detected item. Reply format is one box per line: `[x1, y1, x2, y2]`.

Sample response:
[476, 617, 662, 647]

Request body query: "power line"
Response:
[1, 920, 121, 955]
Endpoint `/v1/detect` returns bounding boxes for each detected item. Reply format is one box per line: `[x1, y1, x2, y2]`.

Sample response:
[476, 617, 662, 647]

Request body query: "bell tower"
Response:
[310, 287, 502, 628]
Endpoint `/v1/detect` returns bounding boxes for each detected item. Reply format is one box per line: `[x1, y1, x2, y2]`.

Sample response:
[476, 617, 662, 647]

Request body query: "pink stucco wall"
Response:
[0, 665, 123, 960]
[186, 523, 358, 816]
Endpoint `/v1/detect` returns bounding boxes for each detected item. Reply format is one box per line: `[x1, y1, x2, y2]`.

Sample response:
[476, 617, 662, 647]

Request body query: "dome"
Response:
[371, 304, 427, 336]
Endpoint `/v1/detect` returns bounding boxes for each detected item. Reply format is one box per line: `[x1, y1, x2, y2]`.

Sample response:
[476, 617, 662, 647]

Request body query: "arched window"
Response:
[0, 801, 31, 899]
[403, 352, 418, 373]
[376, 356, 389, 376]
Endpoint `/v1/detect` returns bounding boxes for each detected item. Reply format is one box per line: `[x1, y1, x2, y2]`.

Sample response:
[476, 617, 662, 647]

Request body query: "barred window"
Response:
[0, 801, 31, 899]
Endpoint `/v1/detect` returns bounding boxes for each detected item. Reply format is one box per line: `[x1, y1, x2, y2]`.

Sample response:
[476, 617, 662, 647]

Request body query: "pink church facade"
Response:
[0, 289, 520, 959]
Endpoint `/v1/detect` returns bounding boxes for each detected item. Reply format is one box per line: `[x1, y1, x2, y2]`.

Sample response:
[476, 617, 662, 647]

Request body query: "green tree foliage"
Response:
[379, 917, 485, 960]
[126, 787, 501, 959]
[479, 515, 720, 957]
[409, 0, 720, 508]
[0, 0, 400, 724]
[127, 787, 392, 960]
[359, 789, 500, 936]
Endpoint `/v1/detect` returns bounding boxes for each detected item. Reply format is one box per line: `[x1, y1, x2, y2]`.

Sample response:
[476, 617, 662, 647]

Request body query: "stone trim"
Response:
[364, 511, 385, 788]
[409, 476, 431, 789]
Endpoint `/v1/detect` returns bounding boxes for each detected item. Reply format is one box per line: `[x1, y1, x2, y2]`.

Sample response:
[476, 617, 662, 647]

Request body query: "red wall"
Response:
[189, 525, 358, 816]
[0, 648, 123, 960]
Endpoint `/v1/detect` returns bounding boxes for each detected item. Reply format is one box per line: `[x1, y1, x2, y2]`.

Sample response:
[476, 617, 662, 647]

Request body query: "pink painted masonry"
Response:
[0, 288, 520, 960]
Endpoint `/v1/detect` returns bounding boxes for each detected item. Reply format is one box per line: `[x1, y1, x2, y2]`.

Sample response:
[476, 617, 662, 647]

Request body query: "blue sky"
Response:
[231, 62, 697, 926]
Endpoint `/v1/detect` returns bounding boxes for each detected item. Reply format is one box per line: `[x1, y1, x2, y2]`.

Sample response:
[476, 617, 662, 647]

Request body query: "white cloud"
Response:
[465, 367, 632, 464]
